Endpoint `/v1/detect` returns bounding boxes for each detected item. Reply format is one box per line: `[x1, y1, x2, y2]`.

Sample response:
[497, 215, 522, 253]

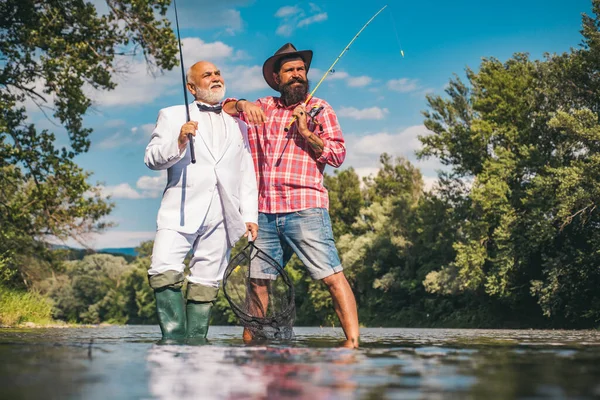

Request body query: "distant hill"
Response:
[98, 247, 138, 257]
[48, 244, 138, 262]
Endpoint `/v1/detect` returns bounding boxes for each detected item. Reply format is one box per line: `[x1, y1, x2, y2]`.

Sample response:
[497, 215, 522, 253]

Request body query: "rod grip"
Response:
[188, 133, 196, 163]
[283, 116, 297, 132]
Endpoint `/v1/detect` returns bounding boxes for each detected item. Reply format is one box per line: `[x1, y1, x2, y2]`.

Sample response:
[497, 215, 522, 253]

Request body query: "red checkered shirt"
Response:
[236, 96, 346, 213]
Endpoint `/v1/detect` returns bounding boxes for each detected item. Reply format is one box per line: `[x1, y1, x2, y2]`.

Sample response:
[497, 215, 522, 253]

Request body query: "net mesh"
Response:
[223, 242, 295, 340]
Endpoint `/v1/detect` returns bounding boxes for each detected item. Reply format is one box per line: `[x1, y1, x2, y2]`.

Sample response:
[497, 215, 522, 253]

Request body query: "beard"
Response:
[195, 83, 226, 104]
[279, 78, 309, 106]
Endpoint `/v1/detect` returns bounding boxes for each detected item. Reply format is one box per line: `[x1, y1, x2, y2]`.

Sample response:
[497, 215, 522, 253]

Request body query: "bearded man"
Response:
[223, 44, 360, 348]
[145, 61, 258, 340]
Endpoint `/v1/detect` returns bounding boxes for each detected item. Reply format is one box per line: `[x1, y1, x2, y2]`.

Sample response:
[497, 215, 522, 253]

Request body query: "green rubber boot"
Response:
[186, 301, 212, 339]
[154, 287, 186, 340]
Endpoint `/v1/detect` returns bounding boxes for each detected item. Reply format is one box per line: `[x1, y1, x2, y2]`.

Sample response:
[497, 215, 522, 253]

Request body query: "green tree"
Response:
[0, 0, 178, 287]
[325, 168, 363, 238]
[336, 154, 425, 325]
[420, 1, 600, 326]
[45, 253, 131, 323]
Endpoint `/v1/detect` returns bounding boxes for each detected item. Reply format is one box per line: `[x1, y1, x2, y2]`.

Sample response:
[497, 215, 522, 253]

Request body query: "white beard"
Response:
[196, 84, 226, 104]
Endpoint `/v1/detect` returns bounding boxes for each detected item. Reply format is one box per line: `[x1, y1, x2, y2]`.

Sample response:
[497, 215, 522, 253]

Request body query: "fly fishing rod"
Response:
[173, 0, 196, 163]
[284, 5, 388, 132]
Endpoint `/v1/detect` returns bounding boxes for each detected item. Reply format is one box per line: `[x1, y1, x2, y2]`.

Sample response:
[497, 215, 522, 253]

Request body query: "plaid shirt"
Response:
[237, 96, 346, 214]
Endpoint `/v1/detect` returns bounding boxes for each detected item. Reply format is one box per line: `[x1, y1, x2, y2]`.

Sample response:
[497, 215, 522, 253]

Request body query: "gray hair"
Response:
[186, 66, 194, 86]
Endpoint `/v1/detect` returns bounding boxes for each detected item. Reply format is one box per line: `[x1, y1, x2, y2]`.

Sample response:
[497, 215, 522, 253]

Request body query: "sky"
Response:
[40, 0, 593, 248]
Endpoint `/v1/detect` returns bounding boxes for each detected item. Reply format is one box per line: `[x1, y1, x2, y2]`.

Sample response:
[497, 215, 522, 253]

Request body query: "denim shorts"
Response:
[251, 208, 343, 280]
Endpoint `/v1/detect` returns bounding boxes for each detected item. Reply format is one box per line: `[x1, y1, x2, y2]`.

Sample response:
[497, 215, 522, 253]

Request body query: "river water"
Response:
[1, 326, 599, 399]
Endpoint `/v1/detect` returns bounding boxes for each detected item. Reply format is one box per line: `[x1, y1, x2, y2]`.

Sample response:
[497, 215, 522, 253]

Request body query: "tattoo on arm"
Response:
[306, 134, 324, 157]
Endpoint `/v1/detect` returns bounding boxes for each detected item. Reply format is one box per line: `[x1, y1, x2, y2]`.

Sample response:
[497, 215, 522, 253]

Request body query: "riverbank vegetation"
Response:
[0, 286, 53, 326]
[1, 0, 599, 329]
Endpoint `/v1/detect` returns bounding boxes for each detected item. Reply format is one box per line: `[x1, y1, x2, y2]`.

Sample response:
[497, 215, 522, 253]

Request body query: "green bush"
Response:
[0, 286, 54, 326]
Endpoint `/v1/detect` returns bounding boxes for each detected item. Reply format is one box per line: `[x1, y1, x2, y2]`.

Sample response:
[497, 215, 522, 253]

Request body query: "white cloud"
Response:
[387, 78, 420, 93]
[297, 12, 328, 27]
[351, 126, 425, 156]
[308, 68, 350, 82]
[275, 6, 301, 18]
[338, 106, 389, 120]
[422, 176, 439, 192]
[276, 24, 294, 37]
[353, 167, 380, 180]
[88, 37, 236, 108]
[224, 65, 269, 93]
[18, 77, 58, 113]
[99, 171, 166, 200]
[218, 9, 244, 34]
[105, 119, 126, 128]
[181, 38, 234, 62]
[342, 125, 445, 181]
[97, 122, 154, 150]
[347, 76, 373, 88]
[307, 68, 374, 91]
[308, 3, 322, 12]
[327, 71, 350, 80]
[97, 132, 130, 149]
[136, 170, 167, 198]
[89, 60, 177, 107]
[175, 4, 246, 34]
[275, 4, 328, 36]
[137, 123, 155, 137]
[101, 183, 142, 199]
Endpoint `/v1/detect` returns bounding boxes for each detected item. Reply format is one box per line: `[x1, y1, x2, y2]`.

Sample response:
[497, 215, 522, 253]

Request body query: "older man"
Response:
[145, 61, 258, 340]
[224, 44, 360, 348]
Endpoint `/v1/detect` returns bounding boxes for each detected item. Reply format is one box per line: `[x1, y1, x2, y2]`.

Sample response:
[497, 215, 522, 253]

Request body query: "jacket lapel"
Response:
[214, 116, 234, 164]
[189, 102, 217, 161]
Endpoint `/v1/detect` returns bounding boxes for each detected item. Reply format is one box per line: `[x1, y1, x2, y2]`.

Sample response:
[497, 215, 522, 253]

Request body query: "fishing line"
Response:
[388, 6, 405, 58]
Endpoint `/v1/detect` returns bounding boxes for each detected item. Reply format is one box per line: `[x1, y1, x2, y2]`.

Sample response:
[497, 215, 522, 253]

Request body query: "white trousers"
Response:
[148, 217, 231, 289]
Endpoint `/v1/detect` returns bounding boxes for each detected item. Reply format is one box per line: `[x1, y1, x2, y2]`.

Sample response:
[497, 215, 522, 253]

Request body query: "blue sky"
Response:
[42, 0, 592, 248]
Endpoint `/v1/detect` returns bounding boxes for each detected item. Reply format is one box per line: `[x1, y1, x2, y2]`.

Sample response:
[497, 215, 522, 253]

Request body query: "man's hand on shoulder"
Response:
[236, 100, 266, 124]
[223, 99, 265, 124]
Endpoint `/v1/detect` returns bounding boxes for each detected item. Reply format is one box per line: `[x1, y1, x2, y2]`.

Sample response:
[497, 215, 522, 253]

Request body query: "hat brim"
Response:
[262, 50, 313, 91]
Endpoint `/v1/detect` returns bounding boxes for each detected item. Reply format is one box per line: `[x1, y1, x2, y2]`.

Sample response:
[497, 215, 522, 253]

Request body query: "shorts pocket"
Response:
[293, 208, 323, 217]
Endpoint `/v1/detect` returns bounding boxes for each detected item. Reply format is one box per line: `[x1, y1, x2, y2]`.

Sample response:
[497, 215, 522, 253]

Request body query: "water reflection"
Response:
[1, 326, 600, 399]
[147, 344, 357, 399]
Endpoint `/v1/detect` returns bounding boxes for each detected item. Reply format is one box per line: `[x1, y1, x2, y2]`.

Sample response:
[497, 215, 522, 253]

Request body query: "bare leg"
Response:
[322, 272, 359, 348]
[243, 278, 270, 342]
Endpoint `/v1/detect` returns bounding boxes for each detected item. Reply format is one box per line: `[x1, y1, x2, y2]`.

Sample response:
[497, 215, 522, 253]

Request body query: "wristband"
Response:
[235, 99, 247, 113]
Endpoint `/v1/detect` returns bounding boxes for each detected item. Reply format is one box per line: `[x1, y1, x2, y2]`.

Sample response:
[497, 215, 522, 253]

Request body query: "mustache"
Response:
[283, 78, 307, 87]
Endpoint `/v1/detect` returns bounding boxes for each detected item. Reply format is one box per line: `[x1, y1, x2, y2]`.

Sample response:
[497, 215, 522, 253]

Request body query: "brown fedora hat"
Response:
[262, 43, 313, 91]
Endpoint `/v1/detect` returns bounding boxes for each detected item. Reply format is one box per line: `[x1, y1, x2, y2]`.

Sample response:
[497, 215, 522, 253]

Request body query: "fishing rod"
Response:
[283, 5, 388, 132]
[173, 0, 196, 163]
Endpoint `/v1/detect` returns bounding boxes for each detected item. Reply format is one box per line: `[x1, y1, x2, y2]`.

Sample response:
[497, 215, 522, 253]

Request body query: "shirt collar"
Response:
[274, 96, 306, 109]
[194, 100, 222, 107]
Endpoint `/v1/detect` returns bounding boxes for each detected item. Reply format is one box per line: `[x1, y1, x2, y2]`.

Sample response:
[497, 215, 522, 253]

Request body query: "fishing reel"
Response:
[307, 105, 324, 134]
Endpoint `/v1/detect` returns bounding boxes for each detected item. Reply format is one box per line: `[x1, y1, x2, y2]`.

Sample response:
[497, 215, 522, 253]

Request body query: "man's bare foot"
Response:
[341, 337, 359, 349]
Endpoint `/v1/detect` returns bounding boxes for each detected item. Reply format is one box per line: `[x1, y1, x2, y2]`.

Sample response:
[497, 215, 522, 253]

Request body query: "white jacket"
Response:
[144, 102, 258, 246]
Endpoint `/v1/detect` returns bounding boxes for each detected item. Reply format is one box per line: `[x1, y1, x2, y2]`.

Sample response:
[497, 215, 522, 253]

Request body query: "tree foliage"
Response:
[5, 1, 600, 330]
[0, 0, 178, 287]
[420, 1, 600, 326]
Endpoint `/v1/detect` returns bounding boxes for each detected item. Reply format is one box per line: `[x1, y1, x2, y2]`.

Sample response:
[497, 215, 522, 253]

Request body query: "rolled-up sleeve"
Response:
[315, 104, 346, 168]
